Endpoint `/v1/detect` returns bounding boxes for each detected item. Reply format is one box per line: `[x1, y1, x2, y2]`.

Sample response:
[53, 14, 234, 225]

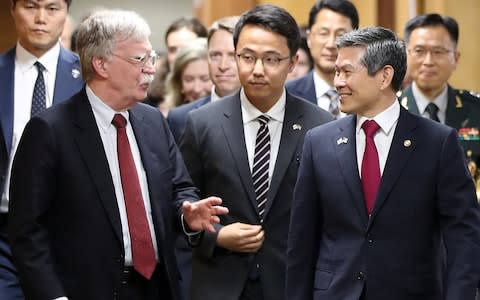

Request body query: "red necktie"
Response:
[112, 114, 156, 279]
[361, 120, 381, 215]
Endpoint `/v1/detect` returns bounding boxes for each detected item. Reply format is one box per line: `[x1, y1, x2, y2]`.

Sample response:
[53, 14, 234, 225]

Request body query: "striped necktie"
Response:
[252, 115, 270, 222]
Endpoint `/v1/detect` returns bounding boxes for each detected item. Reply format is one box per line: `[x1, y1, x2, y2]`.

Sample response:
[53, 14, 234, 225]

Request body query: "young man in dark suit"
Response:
[287, 26, 480, 300]
[181, 5, 333, 300]
[8, 9, 227, 300]
[0, 1, 83, 298]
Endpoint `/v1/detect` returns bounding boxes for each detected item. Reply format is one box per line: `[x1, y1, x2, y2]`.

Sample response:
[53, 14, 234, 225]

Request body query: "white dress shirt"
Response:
[313, 70, 347, 118]
[86, 86, 159, 265]
[356, 100, 400, 177]
[1, 42, 60, 212]
[240, 88, 285, 185]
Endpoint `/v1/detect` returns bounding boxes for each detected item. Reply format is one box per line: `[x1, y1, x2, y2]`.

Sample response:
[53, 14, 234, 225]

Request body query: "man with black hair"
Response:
[182, 4, 333, 300]
[0, 1, 83, 298]
[287, 0, 359, 119]
[399, 13, 480, 185]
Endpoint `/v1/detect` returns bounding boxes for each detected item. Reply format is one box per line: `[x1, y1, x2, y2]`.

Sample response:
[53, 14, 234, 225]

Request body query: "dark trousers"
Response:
[0, 214, 24, 300]
[118, 263, 172, 300]
[240, 278, 263, 300]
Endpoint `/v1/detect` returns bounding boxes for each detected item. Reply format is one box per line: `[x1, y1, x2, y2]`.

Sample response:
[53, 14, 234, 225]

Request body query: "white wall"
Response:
[68, 0, 194, 51]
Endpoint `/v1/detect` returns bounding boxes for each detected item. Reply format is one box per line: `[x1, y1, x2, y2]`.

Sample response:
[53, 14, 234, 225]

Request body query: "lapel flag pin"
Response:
[72, 69, 80, 78]
[337, 137, 348, 145]
[292, 124, 302, 131]
[403, 139, 412, 147]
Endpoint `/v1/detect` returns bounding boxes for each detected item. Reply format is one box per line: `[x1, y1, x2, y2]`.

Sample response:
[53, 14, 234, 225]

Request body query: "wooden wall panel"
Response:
[0, 2, 16, 52]
[194, 0, 256, 27]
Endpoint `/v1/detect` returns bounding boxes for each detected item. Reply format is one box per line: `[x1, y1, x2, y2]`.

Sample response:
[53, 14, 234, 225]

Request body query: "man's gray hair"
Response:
[76, 10, 151, 82]
[337, 27, 406, 91]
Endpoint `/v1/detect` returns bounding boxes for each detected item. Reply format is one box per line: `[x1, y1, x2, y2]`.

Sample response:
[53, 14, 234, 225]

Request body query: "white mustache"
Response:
[139, 74, 154, 85]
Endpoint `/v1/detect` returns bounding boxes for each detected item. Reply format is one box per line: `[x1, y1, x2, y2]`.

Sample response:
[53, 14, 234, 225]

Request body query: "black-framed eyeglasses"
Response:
[113, 51, 158, 67]
[236, 53, 290, 69]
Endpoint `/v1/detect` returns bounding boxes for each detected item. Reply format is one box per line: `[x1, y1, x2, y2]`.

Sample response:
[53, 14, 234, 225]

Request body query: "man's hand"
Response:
[182, 197, 228, 233]
[216, 222, 264, 253]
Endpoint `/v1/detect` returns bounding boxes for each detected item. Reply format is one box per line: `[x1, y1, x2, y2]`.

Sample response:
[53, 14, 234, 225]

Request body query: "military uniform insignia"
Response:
[458, 127, 480, 141]
[455, 95, 463, 108]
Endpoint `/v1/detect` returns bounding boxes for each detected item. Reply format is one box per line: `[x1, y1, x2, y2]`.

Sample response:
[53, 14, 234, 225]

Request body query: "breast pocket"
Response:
[314, 269, 334, 290]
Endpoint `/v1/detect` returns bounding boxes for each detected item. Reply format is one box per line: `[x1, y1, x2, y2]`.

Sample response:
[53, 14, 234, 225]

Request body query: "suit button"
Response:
[356, 271, 365, 281]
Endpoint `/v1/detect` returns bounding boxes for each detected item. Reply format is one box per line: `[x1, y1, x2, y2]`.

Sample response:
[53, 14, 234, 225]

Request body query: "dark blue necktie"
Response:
[31, 62, 46, 117]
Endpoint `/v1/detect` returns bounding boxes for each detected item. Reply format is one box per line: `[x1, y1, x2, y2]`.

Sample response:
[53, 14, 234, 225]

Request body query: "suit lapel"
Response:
[128, 108, 167, 240]
[335, 116, 369, 225]
[52, 47, 82, 104]
[368, 108, 416, 227]
[0, 48, 16, 155]
[72, 91, 123, 244]
[263, 95, 303, 218]
[221, 96, 258, 213]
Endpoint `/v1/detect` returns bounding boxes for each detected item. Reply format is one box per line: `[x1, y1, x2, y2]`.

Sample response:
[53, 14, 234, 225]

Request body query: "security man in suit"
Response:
[0, 1, 83, 298]
[399, 13, 480, 189]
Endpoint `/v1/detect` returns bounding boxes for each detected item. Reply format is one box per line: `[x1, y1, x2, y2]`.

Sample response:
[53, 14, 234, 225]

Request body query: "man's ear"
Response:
[378, 65, 394, 90]
[92, 56, 109, 79]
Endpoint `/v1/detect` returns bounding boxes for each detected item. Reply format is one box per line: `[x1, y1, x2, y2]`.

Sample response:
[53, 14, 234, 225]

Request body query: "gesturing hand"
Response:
[182, 197, 228, 233]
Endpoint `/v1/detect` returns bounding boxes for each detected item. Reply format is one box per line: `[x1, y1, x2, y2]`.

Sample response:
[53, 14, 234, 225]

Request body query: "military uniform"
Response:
[398, 85, 480, 193]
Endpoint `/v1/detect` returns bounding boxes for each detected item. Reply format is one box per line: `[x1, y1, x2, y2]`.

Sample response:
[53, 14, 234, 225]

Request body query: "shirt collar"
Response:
[356, 100, 400, 136]
[313, 70, 333, 99]
[86, 85, 129, 131]
[411, 81, 448, 115]
[211, 86, 220, 102]
[15, 41, 60, 74]
[240, 88, 286, 124]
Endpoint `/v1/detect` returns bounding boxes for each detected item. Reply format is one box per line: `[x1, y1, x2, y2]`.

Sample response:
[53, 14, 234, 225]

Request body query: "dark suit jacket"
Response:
[181, 91, 333, 300]
[0, 46, 83, 194]
[285, 71, 317, 105]
[286, 107, 480, 300]
[399, 84, 480, 167]
[8, 89, 198, 300]
[167, 95, 211, 143]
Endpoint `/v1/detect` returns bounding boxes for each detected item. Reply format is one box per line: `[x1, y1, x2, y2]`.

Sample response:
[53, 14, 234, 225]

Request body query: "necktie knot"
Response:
[35, 61, 45, 72]
[112, 114, 127, 129]
[325, 89, 339, 100]
[31, 62, 46, 117]
[425, 103, 440, 122]
[325, 89, 340, 118]
[257, 115, 270, 126]
[362, 120, 380, 138]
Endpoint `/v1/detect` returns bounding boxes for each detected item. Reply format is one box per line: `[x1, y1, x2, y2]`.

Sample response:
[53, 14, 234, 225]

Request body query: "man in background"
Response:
[0, 1, 83, 298]
[399, 13, 480, 184]
[286, 0, 358, 119]
[168, 16, 241, 143]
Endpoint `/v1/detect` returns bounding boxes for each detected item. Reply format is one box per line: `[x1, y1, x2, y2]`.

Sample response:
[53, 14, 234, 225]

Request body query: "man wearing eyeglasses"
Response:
[286, 0, 359, 119]
[399, 13, 480, 189]
[8, 9, 228, 300]
[180, 5, 332, 300]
